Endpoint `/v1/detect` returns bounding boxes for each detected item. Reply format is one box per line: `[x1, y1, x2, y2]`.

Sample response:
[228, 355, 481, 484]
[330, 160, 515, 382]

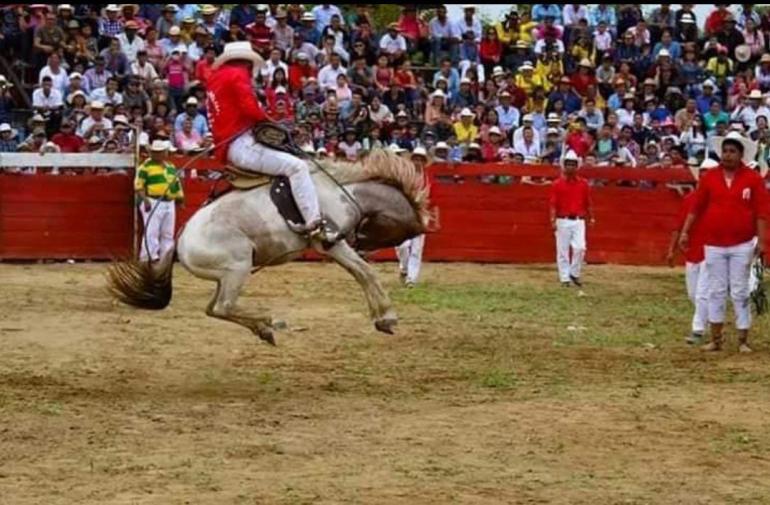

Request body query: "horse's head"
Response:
[318, 149, 436, 251]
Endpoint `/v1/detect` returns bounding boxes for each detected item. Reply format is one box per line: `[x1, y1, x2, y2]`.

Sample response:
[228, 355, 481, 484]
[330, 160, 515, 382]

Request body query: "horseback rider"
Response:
[206, 41, 336, 242]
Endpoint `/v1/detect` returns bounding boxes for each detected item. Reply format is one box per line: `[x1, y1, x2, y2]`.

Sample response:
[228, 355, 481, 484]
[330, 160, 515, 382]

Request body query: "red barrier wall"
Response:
[0, 161, 696, 265]
[425, 163, 693, 265]
[0, 174, 134, 259]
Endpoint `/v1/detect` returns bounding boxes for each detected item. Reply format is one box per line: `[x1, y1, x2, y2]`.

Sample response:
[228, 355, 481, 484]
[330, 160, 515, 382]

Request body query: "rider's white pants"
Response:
[228, 132, 321, 225]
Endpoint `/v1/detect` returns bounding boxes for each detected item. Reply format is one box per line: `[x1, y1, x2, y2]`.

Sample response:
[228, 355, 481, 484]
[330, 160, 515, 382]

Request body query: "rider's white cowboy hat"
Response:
[714, 131, 757, 164]
[213, 41, 265, 70]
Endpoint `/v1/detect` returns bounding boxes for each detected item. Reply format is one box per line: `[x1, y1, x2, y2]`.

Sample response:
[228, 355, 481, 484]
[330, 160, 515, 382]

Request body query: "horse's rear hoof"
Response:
[375, 318, 397, 335]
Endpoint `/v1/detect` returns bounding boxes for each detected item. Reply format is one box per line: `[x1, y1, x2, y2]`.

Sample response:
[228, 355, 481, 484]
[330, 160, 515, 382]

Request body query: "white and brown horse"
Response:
[108, 149, 432, 344]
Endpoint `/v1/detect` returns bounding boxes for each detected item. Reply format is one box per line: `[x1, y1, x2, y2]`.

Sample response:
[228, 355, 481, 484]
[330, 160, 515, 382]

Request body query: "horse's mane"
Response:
[316, 149, 433, 229]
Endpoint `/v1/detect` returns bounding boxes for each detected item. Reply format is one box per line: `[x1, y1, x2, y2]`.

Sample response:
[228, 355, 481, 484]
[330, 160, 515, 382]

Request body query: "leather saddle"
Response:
[223, 124, 340, 240]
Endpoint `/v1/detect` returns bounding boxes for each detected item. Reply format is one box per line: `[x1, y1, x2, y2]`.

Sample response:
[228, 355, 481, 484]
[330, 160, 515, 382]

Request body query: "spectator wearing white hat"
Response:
[174, 97, 209, 138]
[680, 132, 768, 352]
[482, 126, 504, 162]
[453, 108, 478, 144]
[550, 150, 594, 287]
[731, 89, 770, 131]
[156, 4, 180, 39]
[513, 114, 542, 152]
[135, 140, 185, 263]
[160, 26, 188, 56]
[98, 5, 124, 44]
[432, 141, 450, 162]
[495, 90, 520, 134]
[0, 123, 19, 153]
[78, 100, 112, 141]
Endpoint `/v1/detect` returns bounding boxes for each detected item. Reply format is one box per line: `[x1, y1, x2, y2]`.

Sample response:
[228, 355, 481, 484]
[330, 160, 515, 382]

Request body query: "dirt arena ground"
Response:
[2, 261, 770, 504]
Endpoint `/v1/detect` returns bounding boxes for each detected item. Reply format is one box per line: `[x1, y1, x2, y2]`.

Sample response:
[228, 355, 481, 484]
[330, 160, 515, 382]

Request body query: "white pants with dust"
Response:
[228, 132, 321, 225]
[140, 199, 175, 262]
[685, 261, 710, 334]
[396, 234, 425, 284]
[704, 239, 754, 330]
[555, 218, 586, 283]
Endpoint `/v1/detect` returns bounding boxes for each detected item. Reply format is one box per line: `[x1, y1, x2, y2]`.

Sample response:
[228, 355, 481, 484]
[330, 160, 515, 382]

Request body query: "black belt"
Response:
[558, 215, 584, 220]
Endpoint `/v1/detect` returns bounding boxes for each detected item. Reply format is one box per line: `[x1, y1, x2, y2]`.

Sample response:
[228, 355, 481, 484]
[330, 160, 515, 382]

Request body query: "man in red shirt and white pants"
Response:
[680, 132, 768, 352]
[549, 151, 594, 287]
[667, 158, 719, 345]
[206, 42, 335, 242]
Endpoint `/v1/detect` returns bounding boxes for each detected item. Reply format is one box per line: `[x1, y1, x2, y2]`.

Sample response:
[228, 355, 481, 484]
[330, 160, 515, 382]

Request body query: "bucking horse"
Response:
[107, 148, 432, 345]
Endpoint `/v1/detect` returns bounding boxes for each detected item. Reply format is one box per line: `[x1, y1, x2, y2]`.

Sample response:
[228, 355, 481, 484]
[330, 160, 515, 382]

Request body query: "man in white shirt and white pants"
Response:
[396, 148, 429, 287]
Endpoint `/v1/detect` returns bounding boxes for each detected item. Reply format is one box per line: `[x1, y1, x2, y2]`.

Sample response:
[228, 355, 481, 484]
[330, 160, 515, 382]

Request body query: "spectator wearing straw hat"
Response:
[156, 4, 179, 39]
[174, 97, 208, 138]
[379, 23, 407, 64]
[78, 100, 112, 140]
[550, 150, 593, 287]
[680, 132, 768, 353]
[0, 123, 19, 153]
[98, 5, 124, 44]
[135, 139, 184, 263]
[453, 108, 477, 144]
[731, 89, 770, 131]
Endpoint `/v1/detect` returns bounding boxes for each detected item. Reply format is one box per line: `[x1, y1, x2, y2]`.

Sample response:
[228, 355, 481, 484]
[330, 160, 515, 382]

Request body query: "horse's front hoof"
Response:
[258, 328, 276, 346]
[375, 317, 397, 335]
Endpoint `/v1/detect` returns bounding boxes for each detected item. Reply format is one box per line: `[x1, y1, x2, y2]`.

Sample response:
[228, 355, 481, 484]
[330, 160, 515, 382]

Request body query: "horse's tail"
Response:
[106, 249, 174, 310]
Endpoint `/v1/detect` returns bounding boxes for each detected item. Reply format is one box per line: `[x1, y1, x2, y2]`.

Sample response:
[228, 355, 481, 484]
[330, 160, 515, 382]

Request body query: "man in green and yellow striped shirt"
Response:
[134, 140, 184, 262]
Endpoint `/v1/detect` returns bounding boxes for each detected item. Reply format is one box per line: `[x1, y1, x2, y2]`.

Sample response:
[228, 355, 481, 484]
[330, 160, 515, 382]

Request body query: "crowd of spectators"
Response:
[1, 4, 770, 172]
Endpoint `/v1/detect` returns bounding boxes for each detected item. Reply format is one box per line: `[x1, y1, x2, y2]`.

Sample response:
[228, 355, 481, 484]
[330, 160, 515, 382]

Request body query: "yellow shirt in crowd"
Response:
[453, 121, 478, 143]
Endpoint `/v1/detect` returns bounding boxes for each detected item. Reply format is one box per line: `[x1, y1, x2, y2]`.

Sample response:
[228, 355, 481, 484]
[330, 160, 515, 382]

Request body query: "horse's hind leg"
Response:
[324, 241, 397, 335]
[205, 268, 276, 345]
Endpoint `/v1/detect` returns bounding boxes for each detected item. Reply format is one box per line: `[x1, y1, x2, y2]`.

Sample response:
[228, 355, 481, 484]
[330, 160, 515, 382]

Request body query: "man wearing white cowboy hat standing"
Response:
[549, 150, 594, 287]
[680, 132, 768, 352]
[134, 140, 184, 263]
[396, 147, 429, 287]
[206, 41, 335, 241]
[667, 158, 719, 345]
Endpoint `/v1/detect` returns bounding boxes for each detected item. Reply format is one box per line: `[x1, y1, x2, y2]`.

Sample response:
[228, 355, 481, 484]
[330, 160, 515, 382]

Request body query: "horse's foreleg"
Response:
[324, 241, 397, 335]
[205, 269, 276, 345]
